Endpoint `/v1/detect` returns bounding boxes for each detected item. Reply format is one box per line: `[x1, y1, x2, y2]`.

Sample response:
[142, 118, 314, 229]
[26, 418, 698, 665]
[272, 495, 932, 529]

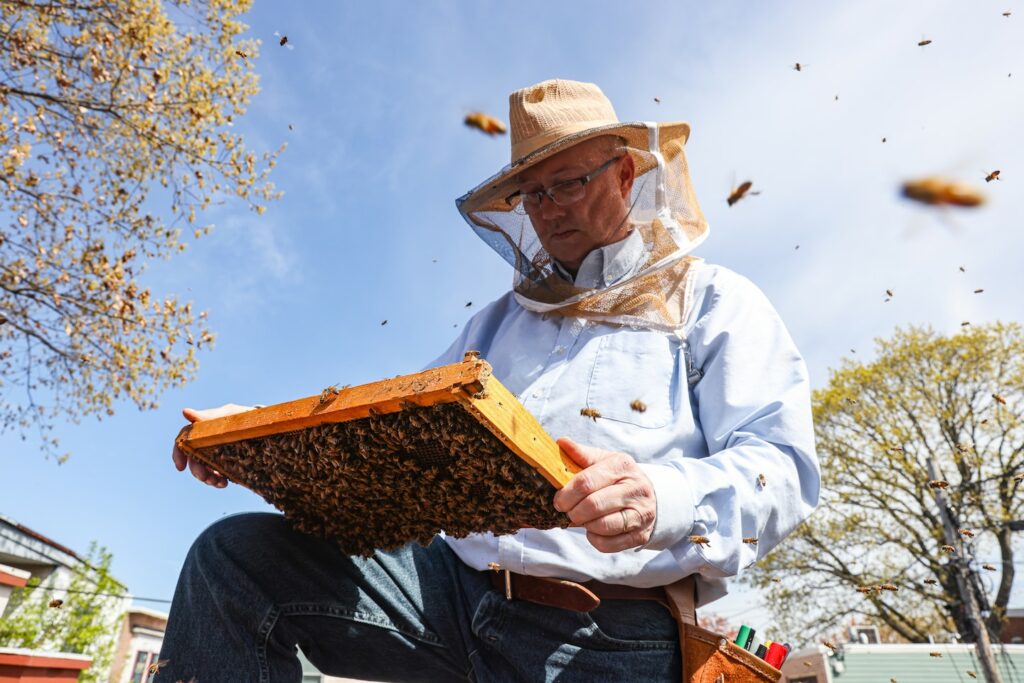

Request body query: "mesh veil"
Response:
[455, 122, 709, 332]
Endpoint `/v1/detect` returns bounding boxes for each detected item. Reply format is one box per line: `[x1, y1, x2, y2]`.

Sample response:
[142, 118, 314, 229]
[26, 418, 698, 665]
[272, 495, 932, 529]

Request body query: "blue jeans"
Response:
[159, 513, 681, 682]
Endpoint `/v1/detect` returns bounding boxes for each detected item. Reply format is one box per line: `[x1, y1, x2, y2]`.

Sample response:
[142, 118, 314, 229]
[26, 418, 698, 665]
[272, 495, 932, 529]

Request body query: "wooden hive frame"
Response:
[174, 352, 583, 554]
[175, 351, 580, 488]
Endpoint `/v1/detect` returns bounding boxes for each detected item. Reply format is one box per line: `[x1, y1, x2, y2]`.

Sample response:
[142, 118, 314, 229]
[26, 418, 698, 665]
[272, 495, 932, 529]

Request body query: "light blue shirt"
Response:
[426, 238, 820, 606]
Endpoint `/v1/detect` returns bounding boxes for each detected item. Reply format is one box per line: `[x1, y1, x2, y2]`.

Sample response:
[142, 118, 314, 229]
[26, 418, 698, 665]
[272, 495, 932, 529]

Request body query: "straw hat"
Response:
[459, 79, 691, 214]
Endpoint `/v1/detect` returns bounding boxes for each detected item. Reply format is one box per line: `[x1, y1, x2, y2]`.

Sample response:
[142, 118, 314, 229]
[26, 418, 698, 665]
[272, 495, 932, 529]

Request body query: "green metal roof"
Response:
[831, 644, 1024, 683]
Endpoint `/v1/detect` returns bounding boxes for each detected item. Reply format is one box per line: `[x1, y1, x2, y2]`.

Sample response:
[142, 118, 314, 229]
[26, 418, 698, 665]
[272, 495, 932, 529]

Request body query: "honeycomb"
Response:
[194, 401, 569, 556]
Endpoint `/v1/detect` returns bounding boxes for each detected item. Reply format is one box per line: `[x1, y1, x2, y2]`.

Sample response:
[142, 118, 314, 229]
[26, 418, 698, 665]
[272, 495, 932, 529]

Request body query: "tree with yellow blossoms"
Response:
[747, 323, 1024, 646]
[0, 0, 281, 458]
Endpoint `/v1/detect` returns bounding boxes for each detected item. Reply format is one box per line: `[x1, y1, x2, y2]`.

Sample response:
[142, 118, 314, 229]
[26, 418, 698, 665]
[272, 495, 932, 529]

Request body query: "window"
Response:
[130, 651, 163, 683]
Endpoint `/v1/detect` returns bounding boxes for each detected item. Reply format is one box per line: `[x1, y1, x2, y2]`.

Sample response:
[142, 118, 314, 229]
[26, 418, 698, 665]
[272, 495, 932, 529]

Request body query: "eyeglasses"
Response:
[506, 155, 623, 214]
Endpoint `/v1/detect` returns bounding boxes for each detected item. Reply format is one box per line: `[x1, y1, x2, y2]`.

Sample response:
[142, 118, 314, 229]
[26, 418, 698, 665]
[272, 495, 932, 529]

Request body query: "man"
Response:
[161, 79, 819, 681]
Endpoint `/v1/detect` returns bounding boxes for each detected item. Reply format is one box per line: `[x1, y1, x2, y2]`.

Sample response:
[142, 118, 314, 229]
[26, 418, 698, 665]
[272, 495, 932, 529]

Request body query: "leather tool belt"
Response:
[487, 569, 783, 682]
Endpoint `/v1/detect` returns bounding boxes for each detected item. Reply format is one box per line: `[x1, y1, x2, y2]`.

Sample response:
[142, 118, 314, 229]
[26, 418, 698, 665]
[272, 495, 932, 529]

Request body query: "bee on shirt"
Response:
[580, 407, 601, 421]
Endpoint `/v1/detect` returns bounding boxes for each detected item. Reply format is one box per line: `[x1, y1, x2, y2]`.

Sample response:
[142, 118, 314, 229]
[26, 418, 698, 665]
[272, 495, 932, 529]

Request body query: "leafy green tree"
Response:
[0, 0, 282, 459]
[0, 543, 126, 682]
[746, 323, 1024, 644]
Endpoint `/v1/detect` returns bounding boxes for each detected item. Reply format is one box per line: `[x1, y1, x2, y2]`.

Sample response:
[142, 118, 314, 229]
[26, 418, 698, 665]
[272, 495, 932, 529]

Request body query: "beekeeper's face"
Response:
[515, 135, 635, 274]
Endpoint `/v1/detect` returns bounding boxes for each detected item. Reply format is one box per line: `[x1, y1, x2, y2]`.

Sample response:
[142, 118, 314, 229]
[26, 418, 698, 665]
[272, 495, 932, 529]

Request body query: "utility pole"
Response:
[928, 457, 1004, 683]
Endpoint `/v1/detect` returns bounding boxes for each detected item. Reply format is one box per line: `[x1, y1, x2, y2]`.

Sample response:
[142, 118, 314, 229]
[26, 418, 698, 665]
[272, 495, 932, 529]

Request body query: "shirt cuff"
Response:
[637, 463, 696, 551]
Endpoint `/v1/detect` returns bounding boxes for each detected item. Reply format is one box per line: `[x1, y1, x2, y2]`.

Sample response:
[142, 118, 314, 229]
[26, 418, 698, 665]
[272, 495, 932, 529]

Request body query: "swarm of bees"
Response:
[194, 401, 568, 556]
[464, 112, 507, 136]
[630, 399, 647, 413]
[900, 177, 985, 207]
[690, 535, 711, 547]
[580, 407, 601, 421]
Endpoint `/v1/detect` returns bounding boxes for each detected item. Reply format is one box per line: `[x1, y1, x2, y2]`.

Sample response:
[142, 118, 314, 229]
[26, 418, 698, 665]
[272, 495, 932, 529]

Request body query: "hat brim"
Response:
[457, 121, 691, 217]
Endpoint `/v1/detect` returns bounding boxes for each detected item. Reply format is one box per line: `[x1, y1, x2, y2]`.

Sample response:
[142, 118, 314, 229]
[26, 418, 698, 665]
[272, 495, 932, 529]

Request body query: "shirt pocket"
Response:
[584, 330, 679, 429]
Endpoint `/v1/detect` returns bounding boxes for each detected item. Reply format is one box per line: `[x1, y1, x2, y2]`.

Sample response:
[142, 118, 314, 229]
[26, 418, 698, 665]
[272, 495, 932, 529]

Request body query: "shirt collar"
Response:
[552, 228, 645, 289]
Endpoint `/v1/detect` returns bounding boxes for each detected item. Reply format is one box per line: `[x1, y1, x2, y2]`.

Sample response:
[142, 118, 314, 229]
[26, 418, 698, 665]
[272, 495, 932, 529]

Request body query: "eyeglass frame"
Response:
[505, 155, 624, 213]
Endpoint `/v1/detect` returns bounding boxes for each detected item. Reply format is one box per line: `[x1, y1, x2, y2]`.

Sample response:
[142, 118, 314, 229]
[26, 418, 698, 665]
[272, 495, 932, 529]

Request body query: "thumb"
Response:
[182, 408, 202, 423]
[556, 437, 606, 469]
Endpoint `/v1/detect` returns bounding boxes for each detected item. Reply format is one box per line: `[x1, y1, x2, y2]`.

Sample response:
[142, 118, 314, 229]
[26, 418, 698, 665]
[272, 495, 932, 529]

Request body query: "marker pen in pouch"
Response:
[765, 642, 787, 668]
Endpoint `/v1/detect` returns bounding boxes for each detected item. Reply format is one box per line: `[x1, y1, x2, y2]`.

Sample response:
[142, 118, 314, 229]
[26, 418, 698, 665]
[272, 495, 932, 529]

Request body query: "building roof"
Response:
[825, 643, 1024, 682]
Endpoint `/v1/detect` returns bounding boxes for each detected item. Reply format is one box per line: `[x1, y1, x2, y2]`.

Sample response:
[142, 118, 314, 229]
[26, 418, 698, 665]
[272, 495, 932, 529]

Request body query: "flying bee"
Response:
[941, 544, 956, 554]
[487, 562, 501, 571]
[653, 96, 661, 103]
[742, 537, 758, 545]
[928, 480, 950, 489]
[465, 301, 473, 307]
[235, 49, 248, 59]
[918, 38, 932, 47]
[1003, 11, 1011, 17]
[880, 583, 899, 591]
[993, 393, 1007, 405]
[967, 671, 978, 679]
[924, 578, 938, 585]
[823, 640, 837, 653]
[961, 321, 971, 327]
[889, 446, 904, 453]
[1014, 473, 1024, 483]
[985, 170, 1000, 182]
[982, 563, 997, 571]
[381, 319, 388, 326]
[727, 180, 760, 206]
[464, 112, 507, 136]
[958, 528, 975, 538]
[273, 31, 295, 49]
[148, 659, 170, 675]
[793, 62, 804, 71]
[929, 651, 943, 657]
[630, 399, 647, 413]
[689, 535, 711, 547]
[757, 473, 767, 488]
[580, 407, 601, 421]
[48, 598, 63, 608]
[974, 288, 984, 294]
[900, 177, 985, 207]
[886, 288, 894, 297]
[856, 586, 875, 594]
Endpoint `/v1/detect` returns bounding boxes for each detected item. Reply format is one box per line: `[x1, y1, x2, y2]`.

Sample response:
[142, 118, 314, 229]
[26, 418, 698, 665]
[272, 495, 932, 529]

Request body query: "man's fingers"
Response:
[554, 454, 638, 514]
[586, 527, 652, 554]
[556, 437, 613, 469]
[564, 482, 650, 526]
[584, 507, 643, 537]
[172, 446, 187, 471]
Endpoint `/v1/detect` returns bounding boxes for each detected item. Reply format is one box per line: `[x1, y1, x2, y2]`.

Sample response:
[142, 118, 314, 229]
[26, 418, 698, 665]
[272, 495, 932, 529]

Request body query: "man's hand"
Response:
[552, 437, 657, 552]
[171, 404, 257, 488]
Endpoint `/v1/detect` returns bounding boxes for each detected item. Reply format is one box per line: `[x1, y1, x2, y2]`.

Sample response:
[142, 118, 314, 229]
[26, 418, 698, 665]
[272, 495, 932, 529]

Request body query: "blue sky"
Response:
[2, 0, 1023, 636]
